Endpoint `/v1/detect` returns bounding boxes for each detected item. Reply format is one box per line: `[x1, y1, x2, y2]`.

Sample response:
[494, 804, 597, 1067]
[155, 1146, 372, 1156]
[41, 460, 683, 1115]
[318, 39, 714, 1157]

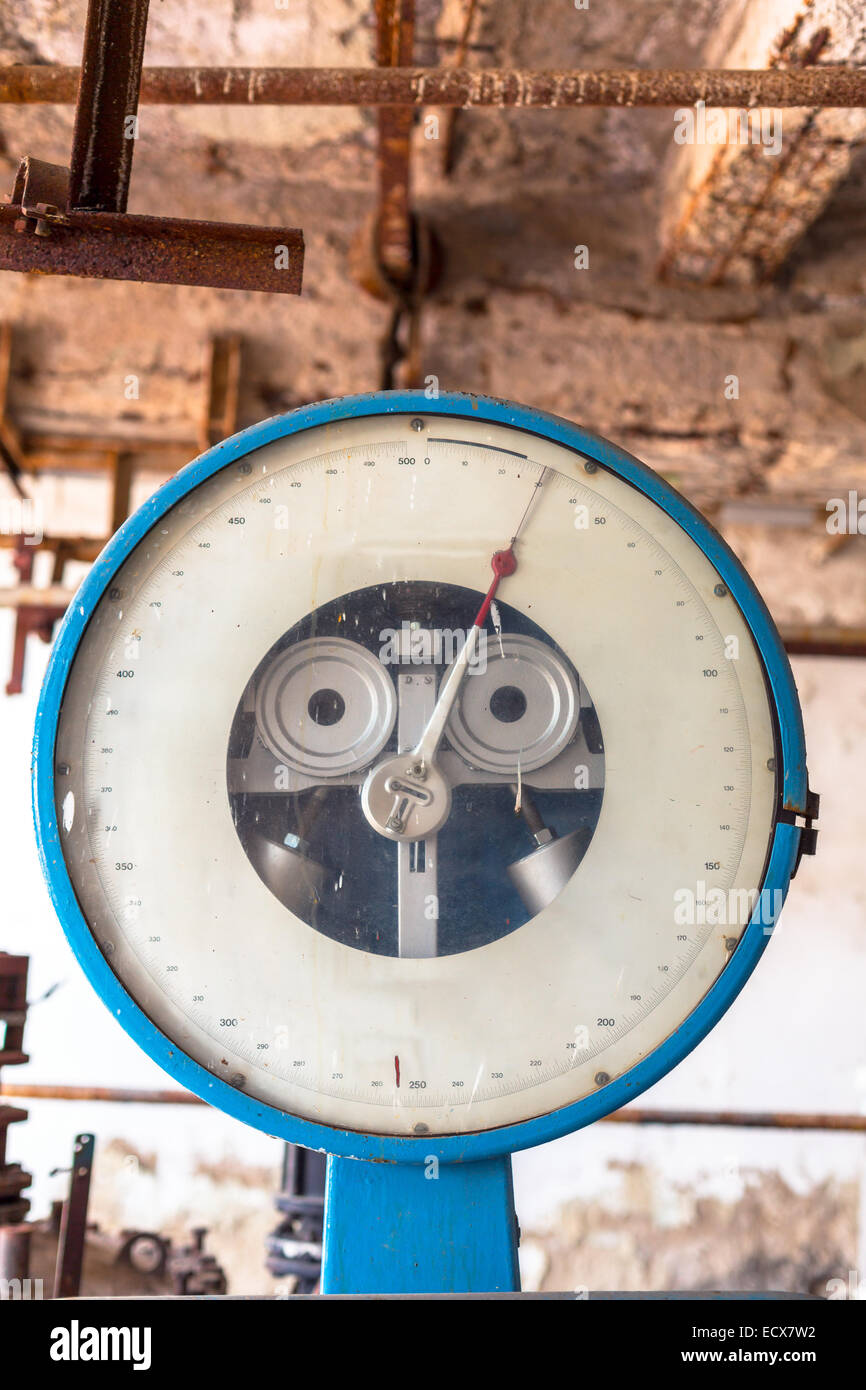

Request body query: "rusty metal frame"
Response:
[781, 626, 866, 658]
[0, 1, 304, 293]
[2, 65, 865, 108]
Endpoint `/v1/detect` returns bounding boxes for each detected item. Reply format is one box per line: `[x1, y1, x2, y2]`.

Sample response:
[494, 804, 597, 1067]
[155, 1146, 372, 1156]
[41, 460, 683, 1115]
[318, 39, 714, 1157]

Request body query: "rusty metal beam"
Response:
[658, 7, 866, 286]
[68, 0, 151, 213]
[1, 65, 865, 108]
[0, 202, 304, 294]
[199, 335, 242, 453]
[109, 452, 133, 533]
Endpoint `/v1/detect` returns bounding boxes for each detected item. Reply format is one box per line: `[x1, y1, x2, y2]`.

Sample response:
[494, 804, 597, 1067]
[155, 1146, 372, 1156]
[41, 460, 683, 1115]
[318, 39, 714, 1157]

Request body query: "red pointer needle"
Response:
[472, 466, 548, 628]
[473, 547, 517, 628]
[410, 469, 548, 770]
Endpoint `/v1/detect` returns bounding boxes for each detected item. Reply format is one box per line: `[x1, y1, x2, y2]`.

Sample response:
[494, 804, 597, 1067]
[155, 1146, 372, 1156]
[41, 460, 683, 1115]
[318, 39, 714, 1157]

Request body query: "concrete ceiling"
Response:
[0, 0, 865, 527]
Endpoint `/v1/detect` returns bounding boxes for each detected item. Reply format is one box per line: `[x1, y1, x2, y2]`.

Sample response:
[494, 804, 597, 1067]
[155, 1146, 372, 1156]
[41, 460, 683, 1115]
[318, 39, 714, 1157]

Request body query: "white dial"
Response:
[53, 409, 779, 1138]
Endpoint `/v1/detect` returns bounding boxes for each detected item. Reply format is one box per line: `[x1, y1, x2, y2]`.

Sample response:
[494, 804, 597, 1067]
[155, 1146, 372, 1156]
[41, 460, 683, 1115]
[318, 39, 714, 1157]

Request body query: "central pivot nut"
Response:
[361, 755, 452, 842]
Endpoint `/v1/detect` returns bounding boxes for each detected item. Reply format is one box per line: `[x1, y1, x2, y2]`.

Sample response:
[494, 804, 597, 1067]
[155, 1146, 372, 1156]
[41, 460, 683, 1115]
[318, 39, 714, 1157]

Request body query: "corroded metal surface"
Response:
[0, 204, 304, 293]
[2, 65, 865, 107]
[68, 0, 151, 213]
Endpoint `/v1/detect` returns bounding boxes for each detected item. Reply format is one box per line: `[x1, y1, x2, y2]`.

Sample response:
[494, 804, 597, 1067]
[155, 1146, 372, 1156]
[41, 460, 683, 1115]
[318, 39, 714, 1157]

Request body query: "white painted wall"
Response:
[1, 594, 863, 1291]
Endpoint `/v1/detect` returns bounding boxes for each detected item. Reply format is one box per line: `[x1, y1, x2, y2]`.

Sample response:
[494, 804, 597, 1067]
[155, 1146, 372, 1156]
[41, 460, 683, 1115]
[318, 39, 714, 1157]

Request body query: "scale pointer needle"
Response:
[410, 467, 549, 773]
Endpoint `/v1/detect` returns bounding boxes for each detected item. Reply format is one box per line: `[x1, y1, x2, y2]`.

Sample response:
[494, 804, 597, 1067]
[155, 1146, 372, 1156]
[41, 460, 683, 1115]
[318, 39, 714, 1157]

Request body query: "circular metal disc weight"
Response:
[255, 636, 397, 777]
[444, 633, 579, 773]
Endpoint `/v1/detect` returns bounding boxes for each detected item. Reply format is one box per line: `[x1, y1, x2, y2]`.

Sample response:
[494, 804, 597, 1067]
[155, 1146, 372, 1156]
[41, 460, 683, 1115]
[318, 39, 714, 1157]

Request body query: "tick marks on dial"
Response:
[426, 439, 528, 460]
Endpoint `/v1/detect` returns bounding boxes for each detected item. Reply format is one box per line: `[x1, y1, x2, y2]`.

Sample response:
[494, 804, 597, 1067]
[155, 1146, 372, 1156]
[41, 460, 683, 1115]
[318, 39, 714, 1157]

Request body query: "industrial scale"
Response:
[32, 391, 818, 1294]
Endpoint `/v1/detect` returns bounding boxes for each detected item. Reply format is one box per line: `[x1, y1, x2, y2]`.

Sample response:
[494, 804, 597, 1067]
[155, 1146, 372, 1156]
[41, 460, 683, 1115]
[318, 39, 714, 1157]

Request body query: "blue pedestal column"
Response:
[321, 1153, 520, 1294]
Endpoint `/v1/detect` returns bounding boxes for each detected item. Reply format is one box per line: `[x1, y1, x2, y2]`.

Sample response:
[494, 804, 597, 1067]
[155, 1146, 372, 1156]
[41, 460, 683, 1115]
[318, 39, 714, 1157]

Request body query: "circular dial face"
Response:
[53, 409, 779, 1139]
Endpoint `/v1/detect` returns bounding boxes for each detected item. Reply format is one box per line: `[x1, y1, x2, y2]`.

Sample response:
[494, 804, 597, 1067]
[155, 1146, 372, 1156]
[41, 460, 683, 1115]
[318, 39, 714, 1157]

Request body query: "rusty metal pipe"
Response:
[602, 1107, 866, 1132]
[1, 1083, 206, 1104]
[1, 66, 865, 108]
[4, 1084, 866, 1131]
[781, 625, 866, 659]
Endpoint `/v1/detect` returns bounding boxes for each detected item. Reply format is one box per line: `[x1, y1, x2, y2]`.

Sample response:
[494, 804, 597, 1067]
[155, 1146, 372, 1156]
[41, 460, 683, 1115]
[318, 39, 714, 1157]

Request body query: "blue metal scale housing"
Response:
[32, 392, 813, 1294]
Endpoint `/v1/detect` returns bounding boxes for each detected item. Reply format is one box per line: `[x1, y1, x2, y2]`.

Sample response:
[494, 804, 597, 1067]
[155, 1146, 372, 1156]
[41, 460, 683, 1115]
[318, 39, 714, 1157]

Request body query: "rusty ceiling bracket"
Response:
[0, 0, 304, 295]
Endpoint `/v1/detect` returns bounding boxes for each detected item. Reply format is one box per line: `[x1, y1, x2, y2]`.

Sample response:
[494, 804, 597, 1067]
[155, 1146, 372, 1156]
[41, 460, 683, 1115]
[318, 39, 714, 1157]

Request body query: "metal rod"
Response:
[53, 1132, 94, 1299]
[781, 625, 866, 659]
[68, 0, 151, 212]
[603, 1108, 866, 1132]
[2, 66, 865, 108]
[1, 1083, 205, 1104]
[5, 1084, 866, 1132]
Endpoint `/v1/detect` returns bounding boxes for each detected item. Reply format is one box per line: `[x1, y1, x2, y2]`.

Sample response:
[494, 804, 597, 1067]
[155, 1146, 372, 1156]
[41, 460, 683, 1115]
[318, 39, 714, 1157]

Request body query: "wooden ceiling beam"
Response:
[659, 1, 866, 286]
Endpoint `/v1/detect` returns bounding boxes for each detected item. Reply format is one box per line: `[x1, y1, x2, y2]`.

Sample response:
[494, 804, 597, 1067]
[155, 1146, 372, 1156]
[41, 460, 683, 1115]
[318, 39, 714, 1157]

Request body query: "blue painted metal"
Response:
[322, 1153, 519, 1294]
[33, 390, 809, 1171]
